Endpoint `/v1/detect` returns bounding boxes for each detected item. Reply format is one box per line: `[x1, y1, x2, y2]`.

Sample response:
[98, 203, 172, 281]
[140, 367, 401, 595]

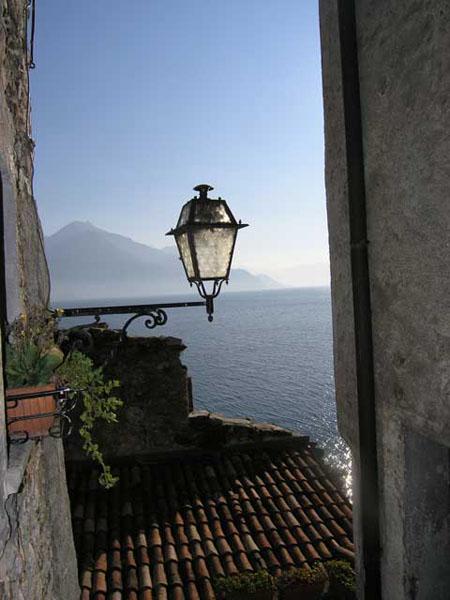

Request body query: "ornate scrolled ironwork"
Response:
[53, 301, 204, 331]
[121, 308, 168, 340]
[52, 300, 206, 360]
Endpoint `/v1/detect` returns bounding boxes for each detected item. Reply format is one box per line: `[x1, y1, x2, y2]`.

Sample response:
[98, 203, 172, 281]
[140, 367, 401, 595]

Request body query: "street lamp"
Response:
[56, 184, 248, 336]
[167, 184, 248, 321]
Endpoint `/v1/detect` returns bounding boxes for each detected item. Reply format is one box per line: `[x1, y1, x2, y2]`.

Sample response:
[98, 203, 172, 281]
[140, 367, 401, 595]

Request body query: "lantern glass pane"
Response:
[176, 232, 195, 278]
[177, 202, 192, 228]
[193, 227, 236, 279]
[194, 200, 232, 224]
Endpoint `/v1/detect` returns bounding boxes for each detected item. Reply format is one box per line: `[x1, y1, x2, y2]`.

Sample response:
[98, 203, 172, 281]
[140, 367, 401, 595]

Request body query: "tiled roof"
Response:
[68, 440, 354, 600]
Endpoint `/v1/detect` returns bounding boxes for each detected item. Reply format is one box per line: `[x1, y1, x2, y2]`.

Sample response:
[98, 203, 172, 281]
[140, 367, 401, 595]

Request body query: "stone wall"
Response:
[64, 330, 192, 459]
[0, 2, 79, 598]
[0, 439, 80, 600]
[0, 0, 50, 316]
[320, 1, 450, 598]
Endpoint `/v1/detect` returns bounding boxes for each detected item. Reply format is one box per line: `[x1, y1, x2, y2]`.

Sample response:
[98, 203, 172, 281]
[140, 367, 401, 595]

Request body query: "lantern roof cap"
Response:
[193, 184, 214, 194]
[166, 185, 248, 236]
[193, 184, 214, 199]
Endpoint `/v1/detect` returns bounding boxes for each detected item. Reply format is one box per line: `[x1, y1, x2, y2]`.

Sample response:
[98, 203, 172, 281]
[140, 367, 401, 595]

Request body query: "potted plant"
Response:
[5, 308, 122, 488]
[324, 560, 356, 600]
[214, 571, 274, 600]
[276, 564, 328, 600]
[5, 311, 65, 440]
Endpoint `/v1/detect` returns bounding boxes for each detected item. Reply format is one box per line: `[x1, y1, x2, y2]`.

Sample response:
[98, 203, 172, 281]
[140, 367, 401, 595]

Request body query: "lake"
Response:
[58, 287, 350, 477]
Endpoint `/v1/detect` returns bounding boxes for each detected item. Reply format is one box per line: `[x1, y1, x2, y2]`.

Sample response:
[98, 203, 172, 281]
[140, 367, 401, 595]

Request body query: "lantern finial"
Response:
[193, 184, 214, 199]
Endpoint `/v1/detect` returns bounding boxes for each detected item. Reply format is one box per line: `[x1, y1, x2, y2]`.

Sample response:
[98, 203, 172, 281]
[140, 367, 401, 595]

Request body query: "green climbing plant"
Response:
[56, 350, 122, 489]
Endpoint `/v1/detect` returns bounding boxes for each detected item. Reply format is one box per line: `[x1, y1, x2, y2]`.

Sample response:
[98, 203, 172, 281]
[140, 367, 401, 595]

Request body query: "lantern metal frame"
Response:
[166, 184, 248, 320]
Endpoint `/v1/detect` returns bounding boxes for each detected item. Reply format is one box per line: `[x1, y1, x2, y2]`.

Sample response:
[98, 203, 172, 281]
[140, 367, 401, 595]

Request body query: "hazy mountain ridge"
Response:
[45, 221, 281, 302]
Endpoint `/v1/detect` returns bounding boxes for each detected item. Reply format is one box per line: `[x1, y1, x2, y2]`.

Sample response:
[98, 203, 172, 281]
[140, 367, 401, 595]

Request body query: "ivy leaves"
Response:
[57, 351, 122, 488]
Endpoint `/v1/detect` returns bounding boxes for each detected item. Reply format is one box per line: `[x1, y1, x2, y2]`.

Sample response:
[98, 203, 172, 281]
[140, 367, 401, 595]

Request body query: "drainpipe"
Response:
[336, 1, 382, 598]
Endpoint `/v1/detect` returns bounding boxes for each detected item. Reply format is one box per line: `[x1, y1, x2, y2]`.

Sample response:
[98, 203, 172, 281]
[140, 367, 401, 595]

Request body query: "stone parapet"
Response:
[64, 329, 192, 459]
[183, 410, 294, 449]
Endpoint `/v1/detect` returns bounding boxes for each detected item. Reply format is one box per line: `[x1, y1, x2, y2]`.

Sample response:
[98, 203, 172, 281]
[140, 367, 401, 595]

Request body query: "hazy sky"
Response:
[31, 0, 328, 284]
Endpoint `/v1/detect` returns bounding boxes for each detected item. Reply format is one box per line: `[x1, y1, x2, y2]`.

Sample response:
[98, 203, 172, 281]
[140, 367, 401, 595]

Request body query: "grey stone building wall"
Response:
[320, 1, 450, 599]
[0, 0, 50, 316]
[0, 1, 79, 598]
[1, 439, 80, 600]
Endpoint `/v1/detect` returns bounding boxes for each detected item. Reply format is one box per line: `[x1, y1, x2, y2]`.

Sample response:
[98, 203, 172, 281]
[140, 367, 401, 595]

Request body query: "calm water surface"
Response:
[59, 288, 350, 479]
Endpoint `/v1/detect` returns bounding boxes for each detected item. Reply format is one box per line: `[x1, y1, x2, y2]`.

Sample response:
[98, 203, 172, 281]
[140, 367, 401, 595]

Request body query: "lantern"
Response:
[167, 184, 248, 320]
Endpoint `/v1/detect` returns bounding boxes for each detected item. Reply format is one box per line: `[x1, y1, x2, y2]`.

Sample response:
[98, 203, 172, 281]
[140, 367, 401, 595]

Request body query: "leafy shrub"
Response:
[276, 563, 327, 590]
[56, 350, 122, 488]
[214, 571, 274, 597]
[324, 560, 356, 599]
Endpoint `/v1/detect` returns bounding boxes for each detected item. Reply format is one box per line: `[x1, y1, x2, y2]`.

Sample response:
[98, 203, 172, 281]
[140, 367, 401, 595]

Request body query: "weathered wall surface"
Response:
[0, 2, 79, 598]
[64, 330, 192, 459]
[320, 1, 450, 598]
[403, 430, 450, 598]
[0, 439, 80, 599]
[0, 0, 50, 316]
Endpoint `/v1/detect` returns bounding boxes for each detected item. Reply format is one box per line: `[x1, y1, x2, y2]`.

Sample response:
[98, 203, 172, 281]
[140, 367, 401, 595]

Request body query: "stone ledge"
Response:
[176, 410, 295, 450]
[189, 410, 293, 436]
[4, 441, 34, 497]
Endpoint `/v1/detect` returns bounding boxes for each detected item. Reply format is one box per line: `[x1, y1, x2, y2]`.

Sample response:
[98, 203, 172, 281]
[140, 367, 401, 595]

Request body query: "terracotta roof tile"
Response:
[68, 442, 353, 599]
[109, 567, 123, 591]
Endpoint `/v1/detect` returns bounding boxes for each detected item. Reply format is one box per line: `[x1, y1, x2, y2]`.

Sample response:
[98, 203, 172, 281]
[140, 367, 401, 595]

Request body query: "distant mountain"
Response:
[45, 221, 281, 302]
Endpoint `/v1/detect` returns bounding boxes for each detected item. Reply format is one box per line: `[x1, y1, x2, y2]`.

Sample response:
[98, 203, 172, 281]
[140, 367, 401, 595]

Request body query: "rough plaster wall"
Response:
[320, 1, 450, 598]
[319, 1, 364, 587]
[0, 439, 79, 599]
[358, 2, 450, 598]
[0, 2, 79, 598]
[357, 0, 450, 438]
[404, 430, 450, 599]
[319, 0, 358, 451]
[0, 339, 7, 581]
[0, 0, 50, 314]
